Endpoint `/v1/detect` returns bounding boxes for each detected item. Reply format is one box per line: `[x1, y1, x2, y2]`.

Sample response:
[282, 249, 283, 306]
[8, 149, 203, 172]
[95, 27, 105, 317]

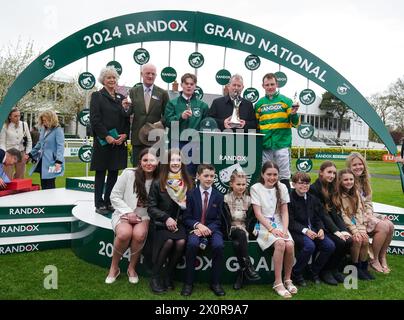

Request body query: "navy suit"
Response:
[183, 187, 224, 285]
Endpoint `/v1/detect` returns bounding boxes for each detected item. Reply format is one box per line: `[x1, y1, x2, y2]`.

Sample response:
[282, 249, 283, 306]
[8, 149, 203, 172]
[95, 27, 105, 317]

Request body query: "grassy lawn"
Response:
[1, 158, 401, 300]
[0, 248, 403, 300]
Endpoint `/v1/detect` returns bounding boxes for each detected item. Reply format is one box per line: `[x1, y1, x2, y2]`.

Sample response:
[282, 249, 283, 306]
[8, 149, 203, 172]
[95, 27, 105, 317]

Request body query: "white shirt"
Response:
[143, 84, 154, 95]
[193, 185, 212, 228]
[0, 121, 32, 153]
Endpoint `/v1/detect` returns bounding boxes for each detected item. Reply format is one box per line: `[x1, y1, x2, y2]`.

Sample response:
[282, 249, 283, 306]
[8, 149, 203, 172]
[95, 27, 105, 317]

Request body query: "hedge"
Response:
[291, 147, 388, 161]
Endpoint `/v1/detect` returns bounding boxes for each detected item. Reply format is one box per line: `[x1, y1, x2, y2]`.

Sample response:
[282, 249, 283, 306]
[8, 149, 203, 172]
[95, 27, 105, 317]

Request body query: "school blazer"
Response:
[183, 187, 224, 234]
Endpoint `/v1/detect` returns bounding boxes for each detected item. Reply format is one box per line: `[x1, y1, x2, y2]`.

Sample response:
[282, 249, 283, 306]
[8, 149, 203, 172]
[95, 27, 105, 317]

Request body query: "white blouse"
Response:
[0, 121, 32, 153]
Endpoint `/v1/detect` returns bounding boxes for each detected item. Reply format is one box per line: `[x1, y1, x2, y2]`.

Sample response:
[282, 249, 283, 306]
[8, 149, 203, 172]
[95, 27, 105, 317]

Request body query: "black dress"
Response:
[147, 180, 186, 263]
[89, 88, 130, 171]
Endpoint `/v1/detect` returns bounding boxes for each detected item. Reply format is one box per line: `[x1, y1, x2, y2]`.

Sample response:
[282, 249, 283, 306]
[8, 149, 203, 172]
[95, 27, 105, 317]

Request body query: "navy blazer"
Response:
[208, 95, 257, 131]
[183, 187, 224, 234]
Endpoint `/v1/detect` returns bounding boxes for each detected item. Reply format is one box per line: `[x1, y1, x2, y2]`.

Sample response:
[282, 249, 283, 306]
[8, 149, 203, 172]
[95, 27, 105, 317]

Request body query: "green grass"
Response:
[2, 158, 402, 300]
[0, 248, 403, 300]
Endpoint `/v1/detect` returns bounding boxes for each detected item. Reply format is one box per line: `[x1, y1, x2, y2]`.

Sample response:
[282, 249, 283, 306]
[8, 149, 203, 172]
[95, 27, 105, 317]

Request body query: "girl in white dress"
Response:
[250, 160, 297, 298]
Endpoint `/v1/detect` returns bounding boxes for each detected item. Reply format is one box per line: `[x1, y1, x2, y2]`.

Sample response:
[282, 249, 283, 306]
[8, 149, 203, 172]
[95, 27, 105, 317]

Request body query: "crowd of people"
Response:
[82, 64, 396, 298]
[0, 63, 399, 299]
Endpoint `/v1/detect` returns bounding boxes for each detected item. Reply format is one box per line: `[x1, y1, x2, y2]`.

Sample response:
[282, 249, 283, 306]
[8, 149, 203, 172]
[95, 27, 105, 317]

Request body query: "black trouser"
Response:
[36, 159, 56, 190]
[230, 228, 249, 263]
[41, 178, 56, 189]
[94, 170, 118, 208]
[323, 232, 353, 271]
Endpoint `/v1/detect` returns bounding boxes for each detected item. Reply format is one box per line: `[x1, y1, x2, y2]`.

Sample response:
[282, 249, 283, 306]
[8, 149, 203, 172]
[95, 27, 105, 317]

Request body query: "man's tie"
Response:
[201, 191, 209, 225]
[144, 87, 151, 113]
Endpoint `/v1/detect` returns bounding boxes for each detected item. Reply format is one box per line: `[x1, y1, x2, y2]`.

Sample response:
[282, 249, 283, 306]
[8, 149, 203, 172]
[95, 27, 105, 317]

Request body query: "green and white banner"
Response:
[0, 10, 397, 161]
[0, 205, 74, 220]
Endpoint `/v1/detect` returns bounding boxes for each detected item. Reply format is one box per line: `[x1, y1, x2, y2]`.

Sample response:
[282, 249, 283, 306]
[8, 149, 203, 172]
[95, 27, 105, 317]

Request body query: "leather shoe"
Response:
[311, 273, 321, 285]
[292, 273, 307, 287]
[210, 284, 226, 296]
[320, 271, 338, 286]
[105, 269, 120, 284]
[96, 205, 110, 215]
[150, 277, 166, 294]
[332, 270, 345, 283]
[181, 284, 193, 296]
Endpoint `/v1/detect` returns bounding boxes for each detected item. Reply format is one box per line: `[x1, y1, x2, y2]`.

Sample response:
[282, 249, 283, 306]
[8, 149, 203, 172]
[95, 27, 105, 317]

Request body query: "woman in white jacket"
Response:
[0, 107, 32, 179]
[105, 148, 159, 284]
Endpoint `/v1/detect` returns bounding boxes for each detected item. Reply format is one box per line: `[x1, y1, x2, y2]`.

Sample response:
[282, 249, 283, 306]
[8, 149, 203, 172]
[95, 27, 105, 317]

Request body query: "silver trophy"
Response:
[229, 90, 242, 128]
[186, 99, 192, 115]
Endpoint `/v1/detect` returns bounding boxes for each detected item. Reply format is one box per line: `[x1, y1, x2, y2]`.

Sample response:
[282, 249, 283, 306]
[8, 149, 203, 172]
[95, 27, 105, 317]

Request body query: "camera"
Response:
[199, 237, 208, 250]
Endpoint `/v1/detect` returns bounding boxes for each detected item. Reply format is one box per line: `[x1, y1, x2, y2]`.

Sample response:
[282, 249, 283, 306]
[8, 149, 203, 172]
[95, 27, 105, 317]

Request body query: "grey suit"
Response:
[128, 84, 169, 165]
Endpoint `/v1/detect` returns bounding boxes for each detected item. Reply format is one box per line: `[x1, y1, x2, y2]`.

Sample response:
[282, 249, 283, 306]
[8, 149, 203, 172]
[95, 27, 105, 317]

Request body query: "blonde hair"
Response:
[38, 110, 59, 128]
[228, 170, 248, 194]
[345, 152, 372, 197]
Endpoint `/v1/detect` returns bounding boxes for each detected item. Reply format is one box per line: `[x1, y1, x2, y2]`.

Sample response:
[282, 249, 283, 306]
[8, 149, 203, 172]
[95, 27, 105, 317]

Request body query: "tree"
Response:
[319, 91, 350, 138]
[387, 76, 404, 131]
[0, 40, 36, 109]
[368, 93, 394, 125]
[1, 41, 89, 132]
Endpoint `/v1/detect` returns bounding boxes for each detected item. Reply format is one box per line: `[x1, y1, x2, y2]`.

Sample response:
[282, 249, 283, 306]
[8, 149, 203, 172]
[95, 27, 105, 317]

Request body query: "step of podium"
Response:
[0, 188, 93, 255]
[0, 217, 77, 238]
[66, 177, 95, 193]
[373, 202, 404, 226]
[0, 225, 97, 255]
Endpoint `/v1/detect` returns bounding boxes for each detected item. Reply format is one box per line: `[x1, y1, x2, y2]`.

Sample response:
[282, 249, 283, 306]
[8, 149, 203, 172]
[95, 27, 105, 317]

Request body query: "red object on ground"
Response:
[0, 180, 40, 197]
[7, 179, 32, 190]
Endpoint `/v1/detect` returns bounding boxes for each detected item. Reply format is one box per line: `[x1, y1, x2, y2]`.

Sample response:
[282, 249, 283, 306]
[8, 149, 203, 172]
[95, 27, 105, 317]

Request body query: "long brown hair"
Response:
[133, 148, 159, 204]
[159, 148, 193, 192]
[318, 161, 337, 212]
[259, 160, 281, 212]
[6, 107, 20, 128]
[333, 168, 359, 216]
[346, 152, 372, 197]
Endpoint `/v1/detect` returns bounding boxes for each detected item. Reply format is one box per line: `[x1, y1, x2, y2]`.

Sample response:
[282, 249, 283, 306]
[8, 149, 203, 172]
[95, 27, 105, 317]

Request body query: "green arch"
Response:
[0, 10, 396, 154]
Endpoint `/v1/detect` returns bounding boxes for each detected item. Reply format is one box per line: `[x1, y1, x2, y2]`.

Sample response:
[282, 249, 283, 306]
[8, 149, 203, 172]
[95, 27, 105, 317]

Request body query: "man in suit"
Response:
[181, 164, 226, 297]
[125, 63, 169, 166]
[0, 148, 22, 189]
[288, 172, 336, 286]
[208, 74, 257, 131]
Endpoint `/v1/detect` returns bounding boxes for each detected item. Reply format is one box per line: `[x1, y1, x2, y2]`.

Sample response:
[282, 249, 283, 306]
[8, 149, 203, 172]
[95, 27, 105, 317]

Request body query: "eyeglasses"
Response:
[296, 181, 310, 185]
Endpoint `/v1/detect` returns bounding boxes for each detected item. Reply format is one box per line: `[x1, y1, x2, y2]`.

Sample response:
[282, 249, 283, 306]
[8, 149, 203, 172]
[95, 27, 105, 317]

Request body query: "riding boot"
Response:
[243, 257, 261, 281]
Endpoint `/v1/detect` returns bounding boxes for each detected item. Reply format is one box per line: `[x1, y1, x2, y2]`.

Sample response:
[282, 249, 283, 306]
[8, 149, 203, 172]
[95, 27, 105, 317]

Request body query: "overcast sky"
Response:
[1, 0, 404, 99]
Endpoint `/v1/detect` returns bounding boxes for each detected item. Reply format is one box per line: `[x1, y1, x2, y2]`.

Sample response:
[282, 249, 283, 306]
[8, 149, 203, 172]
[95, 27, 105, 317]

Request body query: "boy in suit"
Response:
[181, 164, 225, 297]
[288, 172, 336, 286]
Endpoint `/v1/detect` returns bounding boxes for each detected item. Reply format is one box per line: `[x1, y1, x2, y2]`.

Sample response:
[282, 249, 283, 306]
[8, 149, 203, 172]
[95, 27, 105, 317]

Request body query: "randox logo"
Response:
[9, 207, 45, 215]
[337, 84, 350, 95]
[299, 89, 316, 105]
[0, 243, 39, 255]
[1, 225, 40, 234]
[78, 145, 93, 163]
[42, 55, 55, 70]
[243, 88, 259, 103]
[393, 230, 404, 239]
[78, 182, 95, 190]
[386, 214, 400, 222]
[297, 123, 314, 139]
[244, 54, 261, 71]
[78, 72, 95, 90]
[188, 52, 204, 68]
[133, 48, 150, 65]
